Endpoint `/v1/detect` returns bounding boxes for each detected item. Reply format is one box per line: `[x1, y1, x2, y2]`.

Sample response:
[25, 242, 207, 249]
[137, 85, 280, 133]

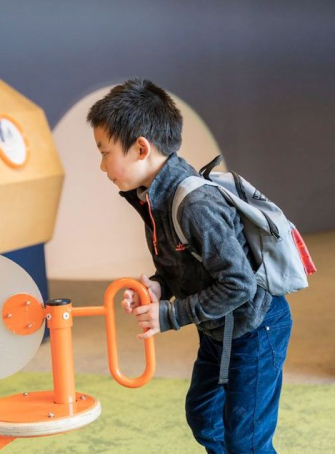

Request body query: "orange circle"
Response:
[0, 114, 30, 169]
[2, 294, 45, 335]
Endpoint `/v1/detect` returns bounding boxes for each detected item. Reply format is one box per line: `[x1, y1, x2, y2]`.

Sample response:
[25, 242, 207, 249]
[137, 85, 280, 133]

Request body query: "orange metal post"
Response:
[46, 300, 76, 405]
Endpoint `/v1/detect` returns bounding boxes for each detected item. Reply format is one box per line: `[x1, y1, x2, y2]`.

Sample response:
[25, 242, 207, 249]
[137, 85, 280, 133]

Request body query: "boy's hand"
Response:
[121, 274, 161, 314]
[133, 288, 160, 339]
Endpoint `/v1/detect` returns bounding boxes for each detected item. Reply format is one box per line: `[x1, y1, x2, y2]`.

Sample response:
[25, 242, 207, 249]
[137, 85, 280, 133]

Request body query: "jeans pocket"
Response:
[264, 321, 293, 370]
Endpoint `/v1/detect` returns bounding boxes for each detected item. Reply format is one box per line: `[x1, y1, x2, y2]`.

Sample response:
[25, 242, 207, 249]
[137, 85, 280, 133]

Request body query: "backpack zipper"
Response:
[231, 172, 280, 239]
[145, 194, 159, 255]
[231, 171, 248, 202]
[261, 211, 281, 239]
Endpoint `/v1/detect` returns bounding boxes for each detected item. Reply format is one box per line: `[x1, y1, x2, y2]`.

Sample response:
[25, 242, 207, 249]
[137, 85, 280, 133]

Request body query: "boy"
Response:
[87, 78, 292, 454]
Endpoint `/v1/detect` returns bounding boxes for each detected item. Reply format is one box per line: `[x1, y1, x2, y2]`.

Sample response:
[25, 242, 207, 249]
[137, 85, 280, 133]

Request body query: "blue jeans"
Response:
[185, 296, 293, 454]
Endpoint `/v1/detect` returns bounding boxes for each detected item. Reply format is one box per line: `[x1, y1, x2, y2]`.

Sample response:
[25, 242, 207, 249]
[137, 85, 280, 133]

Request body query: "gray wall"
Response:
[1, 0, 334, 233]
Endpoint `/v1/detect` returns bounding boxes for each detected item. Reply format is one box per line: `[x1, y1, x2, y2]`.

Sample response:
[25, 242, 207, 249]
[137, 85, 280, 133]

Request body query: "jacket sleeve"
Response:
[159, 185, 258, 332]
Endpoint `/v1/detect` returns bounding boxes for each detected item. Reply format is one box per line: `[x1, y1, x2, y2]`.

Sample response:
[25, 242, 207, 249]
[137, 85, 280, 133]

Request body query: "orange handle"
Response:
[104, 278, 156, 388]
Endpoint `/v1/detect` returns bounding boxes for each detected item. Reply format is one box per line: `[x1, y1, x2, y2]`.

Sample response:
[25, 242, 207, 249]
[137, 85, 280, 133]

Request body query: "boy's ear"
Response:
[136, 137, 151, 160]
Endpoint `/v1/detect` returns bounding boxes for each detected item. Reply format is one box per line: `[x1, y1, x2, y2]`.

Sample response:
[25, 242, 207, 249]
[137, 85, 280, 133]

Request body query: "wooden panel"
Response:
[0, 80, 64, 253]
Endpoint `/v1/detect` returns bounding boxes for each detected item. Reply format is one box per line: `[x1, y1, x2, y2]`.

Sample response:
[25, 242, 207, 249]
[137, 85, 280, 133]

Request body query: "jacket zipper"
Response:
[146, 194, 159, 255]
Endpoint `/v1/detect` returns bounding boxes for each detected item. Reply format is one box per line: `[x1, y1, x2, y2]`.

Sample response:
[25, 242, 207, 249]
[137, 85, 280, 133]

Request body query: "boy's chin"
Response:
[112, 180, 135, 192]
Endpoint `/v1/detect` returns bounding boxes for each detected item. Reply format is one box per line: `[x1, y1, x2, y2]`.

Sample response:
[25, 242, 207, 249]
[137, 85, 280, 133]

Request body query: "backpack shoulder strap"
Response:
[172, 175, 250, 259]
[172, 173, 275, 262]
[172, 174, 236, 385]
[172, 176, 209, 262]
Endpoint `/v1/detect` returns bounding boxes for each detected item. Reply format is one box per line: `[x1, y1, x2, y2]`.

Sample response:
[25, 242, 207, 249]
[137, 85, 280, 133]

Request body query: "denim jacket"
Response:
[120, 153, 272, 341]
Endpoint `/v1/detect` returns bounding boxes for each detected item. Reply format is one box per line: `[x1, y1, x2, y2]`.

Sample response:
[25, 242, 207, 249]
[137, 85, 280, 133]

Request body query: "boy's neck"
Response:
[141, 153, 170, 188]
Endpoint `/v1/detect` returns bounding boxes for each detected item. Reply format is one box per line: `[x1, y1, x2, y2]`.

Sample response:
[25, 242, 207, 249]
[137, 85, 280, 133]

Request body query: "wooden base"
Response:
[0, 391, 101, 437]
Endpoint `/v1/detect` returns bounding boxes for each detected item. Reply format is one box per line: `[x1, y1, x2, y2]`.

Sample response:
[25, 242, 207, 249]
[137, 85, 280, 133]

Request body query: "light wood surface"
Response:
[0, 80, 64, 253]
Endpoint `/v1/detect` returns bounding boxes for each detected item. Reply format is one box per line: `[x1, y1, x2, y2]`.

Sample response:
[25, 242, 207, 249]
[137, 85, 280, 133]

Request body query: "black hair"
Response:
[87, 78, 183, 156]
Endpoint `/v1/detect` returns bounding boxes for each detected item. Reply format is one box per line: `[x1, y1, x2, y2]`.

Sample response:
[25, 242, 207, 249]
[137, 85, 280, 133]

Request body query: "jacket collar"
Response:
[120, 153, 198, 211]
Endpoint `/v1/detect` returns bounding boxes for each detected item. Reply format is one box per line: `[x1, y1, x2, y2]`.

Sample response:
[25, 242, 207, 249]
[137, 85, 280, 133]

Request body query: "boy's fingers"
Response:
[140, 274, 150, 285]
[120, 300, 132, 313]
[148, 288, 159, 303]
[137, 321, 151, 328]
[140, 274, 156, 291]
[120, 299, 128, 308]
[133, 305, 150, 315]
[123, 288, 140, 304]
[133, 306, 143, 315]
[137, 328, 157, 340]
[136, 313, 149, 321]
[124, 289, 132, 297]
[124, 289, 135, 300]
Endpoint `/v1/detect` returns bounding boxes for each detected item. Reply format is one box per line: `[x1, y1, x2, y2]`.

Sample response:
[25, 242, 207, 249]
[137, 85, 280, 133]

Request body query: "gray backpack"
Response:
[172, 155, 316, 296]
[172, 156, 316, 384]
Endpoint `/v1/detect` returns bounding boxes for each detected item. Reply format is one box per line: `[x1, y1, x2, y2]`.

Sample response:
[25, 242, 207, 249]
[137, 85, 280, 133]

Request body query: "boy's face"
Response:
[93, 126, 147, 191]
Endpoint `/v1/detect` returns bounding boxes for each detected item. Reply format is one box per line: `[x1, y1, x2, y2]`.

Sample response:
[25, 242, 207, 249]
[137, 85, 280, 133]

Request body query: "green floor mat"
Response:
[1, 373, 334, 453]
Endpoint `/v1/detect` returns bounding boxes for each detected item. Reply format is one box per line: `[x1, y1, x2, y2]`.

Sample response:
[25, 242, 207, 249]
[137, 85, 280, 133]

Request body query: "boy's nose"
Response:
[100, 161, 107, 172]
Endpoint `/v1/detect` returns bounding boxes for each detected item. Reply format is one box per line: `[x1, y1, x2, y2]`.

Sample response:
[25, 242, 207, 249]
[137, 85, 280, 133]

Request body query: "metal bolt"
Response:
[25, 301, 31, 306]
[7, 313, 12, 318]
[80, 395, 86, 401]
[23, 392, 29, 397]
[48, 413, 55, 418]
[63, 312, 70, 320]
[46, 314, 52, 320]
[27, 323, 33, 329]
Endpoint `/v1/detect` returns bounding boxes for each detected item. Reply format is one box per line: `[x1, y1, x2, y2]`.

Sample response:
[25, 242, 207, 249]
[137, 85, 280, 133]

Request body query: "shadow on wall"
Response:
[46, 85, 226, 280]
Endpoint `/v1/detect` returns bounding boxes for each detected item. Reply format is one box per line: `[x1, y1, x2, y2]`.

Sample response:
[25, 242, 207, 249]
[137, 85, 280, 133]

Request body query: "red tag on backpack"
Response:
[291, 228, 317, 275]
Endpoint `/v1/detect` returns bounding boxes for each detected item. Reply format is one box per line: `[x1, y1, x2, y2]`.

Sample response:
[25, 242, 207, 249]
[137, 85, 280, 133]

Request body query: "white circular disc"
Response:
[0, 256, 45, 379]
[0, 118, 27, 166]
